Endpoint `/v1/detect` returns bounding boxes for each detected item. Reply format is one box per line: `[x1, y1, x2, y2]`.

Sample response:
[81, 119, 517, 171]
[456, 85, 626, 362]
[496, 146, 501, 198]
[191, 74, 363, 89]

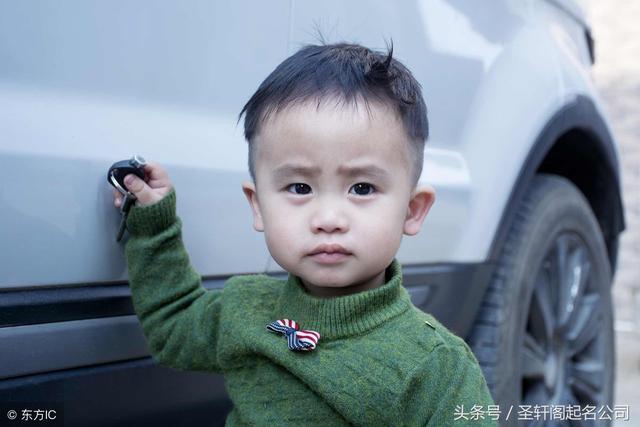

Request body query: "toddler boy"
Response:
[114, 42, 496, 425]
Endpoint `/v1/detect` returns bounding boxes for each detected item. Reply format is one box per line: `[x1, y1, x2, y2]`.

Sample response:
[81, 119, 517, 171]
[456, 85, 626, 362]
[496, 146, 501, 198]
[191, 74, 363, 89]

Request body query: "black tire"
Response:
[468, 173, 615, 426]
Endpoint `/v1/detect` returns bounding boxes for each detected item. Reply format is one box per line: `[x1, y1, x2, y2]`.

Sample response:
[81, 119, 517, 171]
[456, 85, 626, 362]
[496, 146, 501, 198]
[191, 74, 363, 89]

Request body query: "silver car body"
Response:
[0, 0, 624, 424]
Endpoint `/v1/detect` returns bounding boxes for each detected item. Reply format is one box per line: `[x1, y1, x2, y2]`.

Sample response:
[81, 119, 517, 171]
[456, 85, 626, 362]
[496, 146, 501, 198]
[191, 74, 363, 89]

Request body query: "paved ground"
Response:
[582, 1, 640, 424]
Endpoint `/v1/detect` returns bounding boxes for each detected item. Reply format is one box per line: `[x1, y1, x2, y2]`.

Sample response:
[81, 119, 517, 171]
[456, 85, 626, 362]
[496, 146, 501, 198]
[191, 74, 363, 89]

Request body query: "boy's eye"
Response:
[284, 183, 376, 196]
[349, 182, 376, 196]
[286, 183, 312, 195]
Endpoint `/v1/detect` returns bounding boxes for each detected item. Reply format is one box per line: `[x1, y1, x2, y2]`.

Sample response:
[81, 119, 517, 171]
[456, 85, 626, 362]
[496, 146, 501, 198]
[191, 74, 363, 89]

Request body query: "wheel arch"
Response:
[488, 95, 626, 278]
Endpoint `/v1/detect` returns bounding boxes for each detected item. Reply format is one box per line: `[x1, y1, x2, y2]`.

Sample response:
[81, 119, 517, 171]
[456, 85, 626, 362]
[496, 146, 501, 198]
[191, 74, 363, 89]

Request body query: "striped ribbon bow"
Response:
[266, 319, 321, 351]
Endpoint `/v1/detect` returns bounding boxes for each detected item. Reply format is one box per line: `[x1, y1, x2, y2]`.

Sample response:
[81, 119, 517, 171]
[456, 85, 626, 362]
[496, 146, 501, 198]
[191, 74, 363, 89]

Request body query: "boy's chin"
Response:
[296, 267, 357, 289]
[298, 266, 388, 297]
[299, 272, 352, 289]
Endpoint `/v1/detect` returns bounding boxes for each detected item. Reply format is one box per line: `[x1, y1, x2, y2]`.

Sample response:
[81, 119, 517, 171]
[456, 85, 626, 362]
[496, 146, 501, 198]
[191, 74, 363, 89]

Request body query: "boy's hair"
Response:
[237, 40, 429, 188]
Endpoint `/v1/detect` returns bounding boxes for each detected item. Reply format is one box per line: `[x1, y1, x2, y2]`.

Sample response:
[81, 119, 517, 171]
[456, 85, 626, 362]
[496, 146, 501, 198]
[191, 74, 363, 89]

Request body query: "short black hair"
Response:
[237, 40, 429, 187]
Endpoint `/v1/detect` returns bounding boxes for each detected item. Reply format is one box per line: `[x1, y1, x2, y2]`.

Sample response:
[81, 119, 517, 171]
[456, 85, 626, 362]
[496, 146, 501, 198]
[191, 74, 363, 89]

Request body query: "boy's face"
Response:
[242, 100, 435, 297]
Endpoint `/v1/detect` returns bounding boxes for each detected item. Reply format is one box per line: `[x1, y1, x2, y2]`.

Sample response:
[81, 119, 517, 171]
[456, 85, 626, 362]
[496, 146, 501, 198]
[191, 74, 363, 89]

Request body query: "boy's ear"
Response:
[403, 184, 436, 236]
[242, 181, 265, 232]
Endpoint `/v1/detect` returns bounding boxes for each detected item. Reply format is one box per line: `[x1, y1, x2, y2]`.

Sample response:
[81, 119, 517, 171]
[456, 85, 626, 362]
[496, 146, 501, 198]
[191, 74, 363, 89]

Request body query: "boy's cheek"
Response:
[264, 217, 301, 240]
[263, 231, 302, 269]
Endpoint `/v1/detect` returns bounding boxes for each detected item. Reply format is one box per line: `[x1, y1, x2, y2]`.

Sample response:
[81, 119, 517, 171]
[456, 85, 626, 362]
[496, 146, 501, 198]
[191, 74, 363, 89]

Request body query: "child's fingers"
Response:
[110, 160, 169, 209]
[113, 188, 122, 207]
[144, 161, 169, 181]
[124, 173, 159, 207]
[143, 161, 172, 189]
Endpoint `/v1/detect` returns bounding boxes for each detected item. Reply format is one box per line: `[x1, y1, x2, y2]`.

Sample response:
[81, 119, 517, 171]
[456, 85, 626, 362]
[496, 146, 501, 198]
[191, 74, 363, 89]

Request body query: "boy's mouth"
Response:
[308, 243, 352, 256]
[308, 244, 353, 264]
[310, 252, 351, 264]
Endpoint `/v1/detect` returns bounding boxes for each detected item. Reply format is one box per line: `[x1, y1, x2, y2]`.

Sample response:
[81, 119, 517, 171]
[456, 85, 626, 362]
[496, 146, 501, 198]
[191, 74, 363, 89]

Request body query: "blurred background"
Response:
[582, 0, 640, 423]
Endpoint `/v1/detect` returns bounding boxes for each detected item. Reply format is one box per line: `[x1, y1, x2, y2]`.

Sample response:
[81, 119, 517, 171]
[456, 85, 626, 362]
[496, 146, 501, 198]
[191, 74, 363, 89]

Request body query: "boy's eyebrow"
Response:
[337, 164, 390, 180]
[272, 163, 390, 180]
[272, 164, 322, 180]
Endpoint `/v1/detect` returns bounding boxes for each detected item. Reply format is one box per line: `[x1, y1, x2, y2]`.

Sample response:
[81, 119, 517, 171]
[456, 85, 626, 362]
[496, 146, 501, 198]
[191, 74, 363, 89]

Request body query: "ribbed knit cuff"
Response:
[126, 188, 177, 236]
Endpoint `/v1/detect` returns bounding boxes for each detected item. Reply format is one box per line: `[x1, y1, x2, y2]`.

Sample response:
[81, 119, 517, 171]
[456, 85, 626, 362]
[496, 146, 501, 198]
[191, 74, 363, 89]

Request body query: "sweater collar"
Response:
[275, 259, 411, 340]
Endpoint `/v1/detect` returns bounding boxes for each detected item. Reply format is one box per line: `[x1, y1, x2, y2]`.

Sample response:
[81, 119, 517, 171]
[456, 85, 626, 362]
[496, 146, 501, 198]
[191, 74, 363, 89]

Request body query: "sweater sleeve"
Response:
[402, 342, 498, 426]
[123, 188, 223, 373]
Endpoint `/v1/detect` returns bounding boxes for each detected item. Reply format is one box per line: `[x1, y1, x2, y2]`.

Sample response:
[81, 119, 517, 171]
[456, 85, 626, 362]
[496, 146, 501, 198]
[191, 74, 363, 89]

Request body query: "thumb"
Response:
[124, 174, 155, 206]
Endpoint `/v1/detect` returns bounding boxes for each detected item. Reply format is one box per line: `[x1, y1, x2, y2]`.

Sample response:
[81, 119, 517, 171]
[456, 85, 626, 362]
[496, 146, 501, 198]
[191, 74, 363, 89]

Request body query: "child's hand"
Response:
[113, 161, 173, 208]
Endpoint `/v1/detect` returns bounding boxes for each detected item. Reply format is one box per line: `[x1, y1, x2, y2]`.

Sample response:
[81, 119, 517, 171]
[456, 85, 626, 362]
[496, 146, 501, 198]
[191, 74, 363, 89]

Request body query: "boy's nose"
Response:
[310, 208, 349, 234]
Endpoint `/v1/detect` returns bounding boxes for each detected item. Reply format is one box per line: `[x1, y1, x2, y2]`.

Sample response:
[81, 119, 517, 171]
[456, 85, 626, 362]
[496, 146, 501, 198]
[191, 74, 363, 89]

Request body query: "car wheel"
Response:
[467, 173, 615, 426]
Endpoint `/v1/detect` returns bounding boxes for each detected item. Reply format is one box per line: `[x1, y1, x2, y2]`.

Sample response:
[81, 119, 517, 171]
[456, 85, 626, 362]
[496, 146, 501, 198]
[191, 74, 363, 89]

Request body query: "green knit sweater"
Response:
[124, 188, 497, 426]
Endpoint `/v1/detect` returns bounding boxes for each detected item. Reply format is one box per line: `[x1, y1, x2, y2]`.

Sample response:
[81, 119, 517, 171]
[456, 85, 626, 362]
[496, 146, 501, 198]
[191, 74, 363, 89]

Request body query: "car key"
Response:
[107, 155, 147, 241]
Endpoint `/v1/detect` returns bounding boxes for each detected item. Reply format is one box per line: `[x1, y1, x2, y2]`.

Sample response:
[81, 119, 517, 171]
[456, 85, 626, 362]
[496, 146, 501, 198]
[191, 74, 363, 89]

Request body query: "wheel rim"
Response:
[521, 232, 610, 424]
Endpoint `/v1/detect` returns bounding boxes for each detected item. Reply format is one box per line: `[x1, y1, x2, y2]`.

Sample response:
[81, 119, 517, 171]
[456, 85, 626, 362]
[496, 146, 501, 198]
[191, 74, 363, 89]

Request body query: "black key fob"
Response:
[107, 155, 147, 197]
